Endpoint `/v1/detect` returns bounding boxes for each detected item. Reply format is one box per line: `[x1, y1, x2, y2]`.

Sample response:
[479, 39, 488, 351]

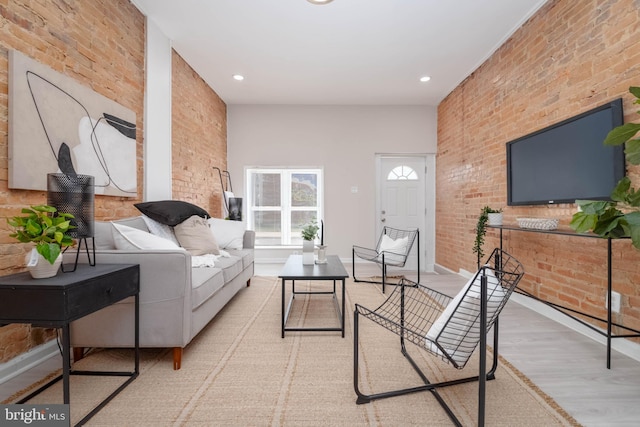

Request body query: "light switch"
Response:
[351, 186, 358, 193]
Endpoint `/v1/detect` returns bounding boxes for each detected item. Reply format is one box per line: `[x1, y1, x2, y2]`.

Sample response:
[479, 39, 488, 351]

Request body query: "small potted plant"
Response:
[473, 206, 502, 268]
[301, 220, 319, 265]
[7, 205, 75, 278]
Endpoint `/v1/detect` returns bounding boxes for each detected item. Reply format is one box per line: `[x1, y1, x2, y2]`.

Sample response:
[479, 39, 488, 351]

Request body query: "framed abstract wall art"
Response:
[8, 50, 137, 197]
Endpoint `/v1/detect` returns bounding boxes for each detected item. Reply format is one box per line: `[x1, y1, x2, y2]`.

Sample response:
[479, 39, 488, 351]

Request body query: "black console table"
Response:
[489, 225, 640, 368]
[0, 264, 140, 426]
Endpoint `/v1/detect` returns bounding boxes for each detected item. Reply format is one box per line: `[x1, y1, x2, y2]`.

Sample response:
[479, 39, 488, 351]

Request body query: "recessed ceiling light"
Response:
[233, 74, 244, 81]
[307, 0, 334, 4]
[419, 76, 431, 83]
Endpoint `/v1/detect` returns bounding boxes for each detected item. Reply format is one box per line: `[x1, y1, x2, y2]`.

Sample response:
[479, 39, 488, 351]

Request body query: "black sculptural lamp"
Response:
[47, 173, 95, 272]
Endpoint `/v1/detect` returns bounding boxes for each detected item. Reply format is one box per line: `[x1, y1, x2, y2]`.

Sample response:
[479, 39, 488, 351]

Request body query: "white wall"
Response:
[227, 105, 437, 264]
[142, 17, 173, 201]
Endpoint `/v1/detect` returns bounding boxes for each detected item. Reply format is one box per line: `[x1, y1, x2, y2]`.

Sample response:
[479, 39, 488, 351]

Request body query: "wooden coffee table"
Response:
[279, 254, 349, 338]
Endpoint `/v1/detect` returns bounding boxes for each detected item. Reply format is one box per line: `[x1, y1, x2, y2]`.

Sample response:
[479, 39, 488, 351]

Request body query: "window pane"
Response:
[387, 166, 418, 181]
[252, 173, 281, 207]
[291, 211, 317, 244]
[291, 173, 317, 207]
[254, 211, 281, 245]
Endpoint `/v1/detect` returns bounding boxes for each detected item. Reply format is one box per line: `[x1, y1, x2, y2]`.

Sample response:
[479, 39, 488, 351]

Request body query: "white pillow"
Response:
[141, 214, 180, 246]
[207, 218, 245, 250]
[111, 223, 183, 251]
[378, 234, 408, 264]
[174, 215, 220, 256]
[426, 267, 504, 366]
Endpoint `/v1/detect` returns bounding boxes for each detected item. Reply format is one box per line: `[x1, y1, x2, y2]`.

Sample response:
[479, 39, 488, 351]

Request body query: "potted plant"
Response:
[473, 206, 502, 268]
[301, 220, 319, 265]
[7, 205, 75, 278]
[571, 87, 640, 248]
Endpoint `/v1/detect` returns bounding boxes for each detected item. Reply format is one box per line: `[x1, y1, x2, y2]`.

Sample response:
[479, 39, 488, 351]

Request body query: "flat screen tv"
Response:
[507, 98, 625, 206]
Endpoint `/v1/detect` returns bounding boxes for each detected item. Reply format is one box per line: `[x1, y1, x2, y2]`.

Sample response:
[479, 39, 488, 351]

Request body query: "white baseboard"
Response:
[436, 263, 640, 364]
[0, 340, 60, 385]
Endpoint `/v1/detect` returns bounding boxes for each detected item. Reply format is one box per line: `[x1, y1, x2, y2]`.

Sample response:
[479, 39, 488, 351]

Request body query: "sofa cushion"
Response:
[111, 223, 183, 251]
[208, 218, 246, 250]
[174, 215, 220, 256]
[227, 248, 254, 271]
[191, 267, 225, 310]
[213, 255, 244, 283]
[95, 217, 149, 250]
[141, 215, 180, 246]
[134, 200, 210, 226]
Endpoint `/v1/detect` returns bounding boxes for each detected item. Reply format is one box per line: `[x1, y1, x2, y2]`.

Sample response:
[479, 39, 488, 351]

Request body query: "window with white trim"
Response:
[246, 168, 323, 246]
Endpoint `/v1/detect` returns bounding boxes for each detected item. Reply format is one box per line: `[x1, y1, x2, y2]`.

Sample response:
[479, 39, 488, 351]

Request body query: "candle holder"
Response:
[315, 245, 327, 264]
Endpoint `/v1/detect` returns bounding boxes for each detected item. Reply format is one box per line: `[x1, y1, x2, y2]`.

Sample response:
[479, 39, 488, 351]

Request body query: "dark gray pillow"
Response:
[134, 200, 210, 226]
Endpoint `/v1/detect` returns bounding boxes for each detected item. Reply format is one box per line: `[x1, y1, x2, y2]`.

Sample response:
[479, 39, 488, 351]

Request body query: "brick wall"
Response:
[0, 0, 145, 363]
[172, 51, 227, 217]
[437, 0, 640, 335]
[0, 1, 228, 363]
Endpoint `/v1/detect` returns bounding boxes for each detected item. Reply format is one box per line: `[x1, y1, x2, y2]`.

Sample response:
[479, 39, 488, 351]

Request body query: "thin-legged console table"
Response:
[0, 264, 140, 426]
[279, 255, 349, 338]
[489, 225, 640, 369]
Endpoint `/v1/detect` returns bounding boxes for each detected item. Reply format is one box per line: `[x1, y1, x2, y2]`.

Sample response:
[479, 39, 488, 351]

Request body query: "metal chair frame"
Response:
[353, 248, 524, 426]
[352, 226, 420, 293]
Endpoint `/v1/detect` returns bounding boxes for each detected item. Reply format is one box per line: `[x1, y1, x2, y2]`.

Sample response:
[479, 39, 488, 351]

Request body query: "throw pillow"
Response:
[207, 218, 245, 250]
[378, 234, 409, 264]
[174, 215, 220, 256]
[425, 267, 504, 366]
[141, 214, 180, 246]
[134, 200, 210, 226]
[111, 223, 183, 251]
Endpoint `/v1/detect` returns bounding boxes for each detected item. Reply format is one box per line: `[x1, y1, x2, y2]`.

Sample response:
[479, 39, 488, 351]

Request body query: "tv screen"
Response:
[507, 98, 625, 206]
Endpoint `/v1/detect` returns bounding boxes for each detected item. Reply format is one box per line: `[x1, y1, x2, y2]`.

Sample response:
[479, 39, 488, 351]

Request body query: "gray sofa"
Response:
[68, 216, 254, 370]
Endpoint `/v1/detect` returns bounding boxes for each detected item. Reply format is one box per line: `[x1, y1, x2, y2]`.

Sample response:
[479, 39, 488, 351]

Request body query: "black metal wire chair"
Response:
[352, 226, 419, 293]
[353, 248, 524, 427]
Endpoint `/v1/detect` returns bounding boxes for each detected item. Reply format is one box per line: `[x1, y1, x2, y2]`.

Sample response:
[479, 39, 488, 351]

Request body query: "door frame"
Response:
[375, 153, 436, 273]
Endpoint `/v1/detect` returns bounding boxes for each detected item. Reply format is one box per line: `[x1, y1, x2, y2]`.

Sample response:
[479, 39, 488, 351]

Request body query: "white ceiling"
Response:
[132, 0, 547, 106]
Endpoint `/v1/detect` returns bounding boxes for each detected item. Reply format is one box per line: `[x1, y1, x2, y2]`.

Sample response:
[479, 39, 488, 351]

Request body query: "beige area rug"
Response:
[14, 276, 580, 426]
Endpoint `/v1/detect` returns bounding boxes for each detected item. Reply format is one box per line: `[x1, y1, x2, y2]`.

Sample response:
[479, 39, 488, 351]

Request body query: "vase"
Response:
[487, 213, 503, 226]
[302, 240, 315, 265]
[25, 248, 63, 279]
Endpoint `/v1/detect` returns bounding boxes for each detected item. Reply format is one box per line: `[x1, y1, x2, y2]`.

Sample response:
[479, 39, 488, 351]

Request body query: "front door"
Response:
[376, 155, 427, 274]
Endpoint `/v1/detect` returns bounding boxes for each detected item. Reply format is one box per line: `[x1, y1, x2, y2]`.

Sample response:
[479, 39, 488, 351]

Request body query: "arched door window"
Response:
[387, 165, 418, 180]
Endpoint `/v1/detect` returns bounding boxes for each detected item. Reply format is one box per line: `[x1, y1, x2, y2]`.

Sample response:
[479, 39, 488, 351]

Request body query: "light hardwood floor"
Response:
[2, 262, 639, 426]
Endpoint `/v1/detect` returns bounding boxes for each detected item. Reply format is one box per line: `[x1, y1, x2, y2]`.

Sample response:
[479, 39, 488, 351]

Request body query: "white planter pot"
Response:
[487, 213, 503, 226]
[25, 248, 62, 279]
[302, 240, 315, 265]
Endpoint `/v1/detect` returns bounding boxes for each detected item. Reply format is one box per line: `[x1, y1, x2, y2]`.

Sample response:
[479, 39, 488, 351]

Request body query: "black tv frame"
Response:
[507, 98, 625, 206]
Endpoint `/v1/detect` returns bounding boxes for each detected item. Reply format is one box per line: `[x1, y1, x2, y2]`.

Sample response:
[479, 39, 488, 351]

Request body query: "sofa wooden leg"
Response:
[173, 347, 182, 370]
[247, 278, 251, 287]
[73, 347, 85, 363]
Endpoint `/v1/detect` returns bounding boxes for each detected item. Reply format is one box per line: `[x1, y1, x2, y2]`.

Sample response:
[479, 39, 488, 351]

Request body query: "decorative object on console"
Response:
[301, 220, 319, 265]
[134, 200, 210, 226]
[473, 206, 502, 268]
[516, 218, 559, 230]
[7, 205, 75, 278]
[316, 219, 327, 264]
[571, 86, 640, 250]
[47, 173, 95, 271]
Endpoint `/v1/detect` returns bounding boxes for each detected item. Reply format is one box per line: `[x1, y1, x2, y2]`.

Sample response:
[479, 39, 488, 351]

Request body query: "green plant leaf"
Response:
[36, 242, 60, 265]
[625, 138, 640, 165]
[603, 123, 640, 146]
[629, 86, 640, 99]
[570, 211, 597, 233]
[610, 177, 631, 202]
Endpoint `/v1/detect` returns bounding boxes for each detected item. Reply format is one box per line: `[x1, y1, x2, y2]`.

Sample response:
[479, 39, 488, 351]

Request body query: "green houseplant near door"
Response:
[8, 205, 75, 278]
[473, 206, 502, 268]
[571, 87, 640, 247]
